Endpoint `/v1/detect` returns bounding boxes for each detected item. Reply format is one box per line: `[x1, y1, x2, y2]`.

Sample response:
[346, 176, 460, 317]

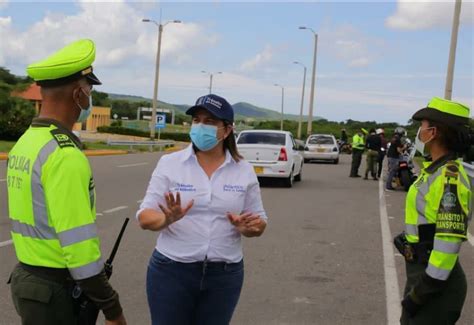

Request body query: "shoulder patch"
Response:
[445, 161, 459, 179]
[436, 182, 468, 239]
[50, 129, 76, 149]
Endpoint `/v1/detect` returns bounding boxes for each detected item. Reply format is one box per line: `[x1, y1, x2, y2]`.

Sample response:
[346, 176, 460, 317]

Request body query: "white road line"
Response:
[117, 162, 148, 168]
[96, 213, 103, 216]
[379, 175, 401, 325]
[137, 200, 143, 204]
[0, 178, 6, 182]
[103, 206, 128, 214]
[467, 232, 474, 247]
[0, 240, 13, 248]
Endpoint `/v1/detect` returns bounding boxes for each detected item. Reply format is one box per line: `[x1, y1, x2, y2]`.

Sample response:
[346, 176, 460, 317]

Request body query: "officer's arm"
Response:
[44, 149, 123, 320]
[77, 270, 123, 320]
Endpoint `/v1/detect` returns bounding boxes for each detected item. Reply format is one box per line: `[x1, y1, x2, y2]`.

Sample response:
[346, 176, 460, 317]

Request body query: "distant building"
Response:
[12, 83, 42, 113]
[12, 83, 111, 132]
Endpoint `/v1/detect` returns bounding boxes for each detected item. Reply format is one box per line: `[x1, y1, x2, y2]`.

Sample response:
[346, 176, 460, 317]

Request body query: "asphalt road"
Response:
[0, 152, 473, 324]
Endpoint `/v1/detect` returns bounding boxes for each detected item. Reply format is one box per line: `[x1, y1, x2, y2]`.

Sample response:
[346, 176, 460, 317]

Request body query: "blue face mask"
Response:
[76, 88, 92, 123]
[189, 123, 223, 151]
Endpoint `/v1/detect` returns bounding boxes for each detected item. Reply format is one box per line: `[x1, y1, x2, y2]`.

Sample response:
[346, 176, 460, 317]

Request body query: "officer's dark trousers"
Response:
[401, 261, 467, 325]
[10, 264, 77, 325]
[350, 149, 364, 176]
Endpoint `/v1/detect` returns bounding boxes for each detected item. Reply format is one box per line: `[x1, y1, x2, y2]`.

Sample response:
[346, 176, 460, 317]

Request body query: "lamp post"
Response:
[299, 26, 318, 136]
[142, 18, 181, 140]
[274, 84, 285, 131]
[294, 61, 307, 139]
[201, 70, 222, 94]
[444, 0, 462, 100]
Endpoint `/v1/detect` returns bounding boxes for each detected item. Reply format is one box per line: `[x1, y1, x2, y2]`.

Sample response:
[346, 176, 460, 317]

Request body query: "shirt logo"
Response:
[173, 183, 196, 192]
[54, 134, 70, 142]
[441, 191, 457, 210]
[223, 184, 245, 193]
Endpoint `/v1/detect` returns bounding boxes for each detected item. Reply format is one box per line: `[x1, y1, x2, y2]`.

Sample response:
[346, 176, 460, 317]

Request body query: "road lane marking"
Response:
[468, 232, 474, 247]
[117, 162, 148, 168]
[379, 175, 401, 325]
[96, 213, 103, 216]
[0, 178, 6, 182]
[0, 240, 13, 247]
[103, 206, 128, 214]
[137, 200, 143, 204]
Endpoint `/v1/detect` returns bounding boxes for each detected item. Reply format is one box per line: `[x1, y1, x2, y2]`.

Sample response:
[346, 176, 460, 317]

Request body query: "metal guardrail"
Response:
[106, 140, 175, 151]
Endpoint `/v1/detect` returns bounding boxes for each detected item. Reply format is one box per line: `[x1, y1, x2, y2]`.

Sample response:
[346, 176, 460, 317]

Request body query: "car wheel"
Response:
[294, 164, 302, 182]
[333, 158, 339, 164]
[283, 170, 294, 188]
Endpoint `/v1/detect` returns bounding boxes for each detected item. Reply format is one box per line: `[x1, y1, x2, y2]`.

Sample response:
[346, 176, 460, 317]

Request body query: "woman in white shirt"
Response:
[137, 94, 267, 325]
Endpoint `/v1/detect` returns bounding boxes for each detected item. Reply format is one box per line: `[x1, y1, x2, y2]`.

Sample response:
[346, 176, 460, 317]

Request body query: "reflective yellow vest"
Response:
[405, 156, 472, 281]
[7, 119, 103, 280]
[352, 134, 365, 150]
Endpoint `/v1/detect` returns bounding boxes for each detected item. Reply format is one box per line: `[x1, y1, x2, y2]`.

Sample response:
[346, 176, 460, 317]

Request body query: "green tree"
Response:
[92, 90, 110, 107]
[0, 92, 36, 140]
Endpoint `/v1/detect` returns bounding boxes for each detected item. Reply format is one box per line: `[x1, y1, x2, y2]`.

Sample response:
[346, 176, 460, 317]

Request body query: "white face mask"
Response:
[75, 88, 93, 123]
[414, 126, 435, 155]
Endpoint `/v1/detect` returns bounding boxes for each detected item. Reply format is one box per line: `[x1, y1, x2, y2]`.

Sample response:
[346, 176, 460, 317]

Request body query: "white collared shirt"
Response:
[136, 145, 267, 263]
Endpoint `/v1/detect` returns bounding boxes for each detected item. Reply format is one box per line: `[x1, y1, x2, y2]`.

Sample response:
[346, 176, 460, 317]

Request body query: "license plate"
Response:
[254, 167, 263, 174]
[317, 148, 325, 152]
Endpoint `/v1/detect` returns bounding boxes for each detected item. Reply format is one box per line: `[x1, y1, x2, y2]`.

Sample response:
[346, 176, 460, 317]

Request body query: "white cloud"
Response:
[386, 0, 474, 30]
[240, 45, 274, 71]
[320, 24, 381, 68]
[0, 1, 218, 69]
[0, 0, 8, 10]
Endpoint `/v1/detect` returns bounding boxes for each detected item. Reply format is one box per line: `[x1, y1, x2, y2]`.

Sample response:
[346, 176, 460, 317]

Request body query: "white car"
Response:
[304, 134, 340, 164]
[236, 130, 304, 187]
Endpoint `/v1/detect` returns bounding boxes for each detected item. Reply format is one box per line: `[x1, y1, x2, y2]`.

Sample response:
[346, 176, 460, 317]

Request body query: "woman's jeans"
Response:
[386, 157, 400, 189]
[146, 249, 244, 325]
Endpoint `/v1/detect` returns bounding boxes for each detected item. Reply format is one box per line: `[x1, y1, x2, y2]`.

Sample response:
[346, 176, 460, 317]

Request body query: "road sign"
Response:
[155, 114, 166, 129]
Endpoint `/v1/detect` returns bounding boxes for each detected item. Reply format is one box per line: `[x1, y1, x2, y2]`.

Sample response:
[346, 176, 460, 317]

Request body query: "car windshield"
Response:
[237, 132, 286, 145]
[308, 136, 334, 145]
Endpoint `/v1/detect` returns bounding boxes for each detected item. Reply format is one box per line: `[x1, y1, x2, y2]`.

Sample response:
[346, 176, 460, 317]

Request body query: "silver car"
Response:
[304, 134, 339, 164]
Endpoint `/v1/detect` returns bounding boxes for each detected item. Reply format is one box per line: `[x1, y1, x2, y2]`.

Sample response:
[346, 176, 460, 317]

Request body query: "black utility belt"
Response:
[393, 233, 433, 264]
[19, 262, 73, 284]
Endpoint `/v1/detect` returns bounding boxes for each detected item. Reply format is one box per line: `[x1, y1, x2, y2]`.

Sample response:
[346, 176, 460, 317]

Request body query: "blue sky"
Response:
[0, 0, 472, 123]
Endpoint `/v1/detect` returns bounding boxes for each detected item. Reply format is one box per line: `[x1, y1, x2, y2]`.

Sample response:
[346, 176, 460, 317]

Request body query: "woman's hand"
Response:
[159, 192, 194, 227]
[227, 212, 267, 237]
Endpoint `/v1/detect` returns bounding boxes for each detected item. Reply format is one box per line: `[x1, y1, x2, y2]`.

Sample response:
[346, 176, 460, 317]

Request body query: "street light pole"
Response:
[444, 0, 462, 100]
[143, 18, 181, 140]
[274, 84, 285, 131]
[299, 26, 318, 136]
[201, 71, 222, 93]
[294, 61, 307, 139]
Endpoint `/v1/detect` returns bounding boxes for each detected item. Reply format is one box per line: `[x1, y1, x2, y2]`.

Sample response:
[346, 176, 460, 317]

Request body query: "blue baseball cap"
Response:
[186, 94, 234, 122]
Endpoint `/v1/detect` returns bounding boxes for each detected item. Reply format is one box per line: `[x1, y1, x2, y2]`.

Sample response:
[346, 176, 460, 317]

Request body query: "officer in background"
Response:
[395, 97, 472, 324]
[376, 128, 387, 179]
[349, 128, 366, 177]
[7, 39, 126, 325]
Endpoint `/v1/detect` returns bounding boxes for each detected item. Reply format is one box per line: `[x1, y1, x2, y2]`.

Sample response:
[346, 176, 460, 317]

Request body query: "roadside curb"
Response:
[0, 142, 189, 160]
[83, 150, 129, 157]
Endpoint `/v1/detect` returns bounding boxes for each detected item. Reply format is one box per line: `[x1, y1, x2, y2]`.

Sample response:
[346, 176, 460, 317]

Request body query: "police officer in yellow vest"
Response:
[350, 128, 366, 177]
[394, 97, 472, 324]
[7, 39, 126, 325]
